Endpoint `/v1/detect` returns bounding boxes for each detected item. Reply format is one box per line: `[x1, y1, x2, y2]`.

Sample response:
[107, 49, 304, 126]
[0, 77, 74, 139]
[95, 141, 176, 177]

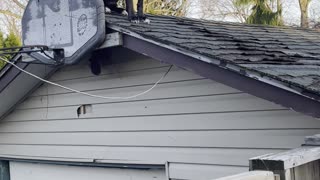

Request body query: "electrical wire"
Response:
[0, 56, 173, 100]
[40, 49, 57, 62]
[1, 46, 63, 65]
[0, 45, 49, 51]
[0, 49, 43, 56]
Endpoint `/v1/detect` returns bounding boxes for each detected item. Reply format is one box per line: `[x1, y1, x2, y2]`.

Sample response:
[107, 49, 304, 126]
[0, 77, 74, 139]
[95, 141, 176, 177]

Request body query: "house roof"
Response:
[106, 14, 320, 97]
[1, 13, 320, 120]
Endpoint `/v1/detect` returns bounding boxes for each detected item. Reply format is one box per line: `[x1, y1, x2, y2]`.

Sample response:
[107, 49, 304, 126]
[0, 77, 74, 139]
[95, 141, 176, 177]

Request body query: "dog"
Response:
[103, 0, 147, 22]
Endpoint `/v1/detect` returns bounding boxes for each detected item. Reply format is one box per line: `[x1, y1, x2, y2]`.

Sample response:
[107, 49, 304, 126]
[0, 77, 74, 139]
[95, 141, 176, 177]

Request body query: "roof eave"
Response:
[114, 28, 320, 118]
[0, 58, 57, 120]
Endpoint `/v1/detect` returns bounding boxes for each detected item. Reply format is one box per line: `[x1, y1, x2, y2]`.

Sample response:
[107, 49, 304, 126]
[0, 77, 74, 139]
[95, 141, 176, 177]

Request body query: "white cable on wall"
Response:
[0, 57, 173, 100]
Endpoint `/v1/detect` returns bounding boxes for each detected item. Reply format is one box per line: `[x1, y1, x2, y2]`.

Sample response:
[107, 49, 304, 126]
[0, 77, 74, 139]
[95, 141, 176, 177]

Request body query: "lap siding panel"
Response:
[2, 49, 320, 180]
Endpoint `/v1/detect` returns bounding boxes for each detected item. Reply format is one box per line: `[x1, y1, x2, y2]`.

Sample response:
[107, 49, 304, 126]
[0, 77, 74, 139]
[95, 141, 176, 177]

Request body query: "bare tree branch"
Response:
[0, 9, 22, 19]
[11, 0, 26, 10]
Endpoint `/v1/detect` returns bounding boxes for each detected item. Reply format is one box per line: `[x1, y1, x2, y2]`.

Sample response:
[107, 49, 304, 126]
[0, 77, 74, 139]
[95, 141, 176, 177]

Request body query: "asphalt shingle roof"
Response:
[106, 14, 320, 96]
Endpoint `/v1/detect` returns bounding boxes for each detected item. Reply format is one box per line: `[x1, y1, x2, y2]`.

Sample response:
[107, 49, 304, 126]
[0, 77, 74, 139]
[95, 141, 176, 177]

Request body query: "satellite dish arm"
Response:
[0, 46, 65, 66]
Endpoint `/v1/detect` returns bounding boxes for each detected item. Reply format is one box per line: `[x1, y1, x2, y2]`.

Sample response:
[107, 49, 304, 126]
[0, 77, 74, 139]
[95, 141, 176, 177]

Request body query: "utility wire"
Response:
[0, 56, 173, 100]
[0, 45, 49, 52]
[0, 49, 43, 56]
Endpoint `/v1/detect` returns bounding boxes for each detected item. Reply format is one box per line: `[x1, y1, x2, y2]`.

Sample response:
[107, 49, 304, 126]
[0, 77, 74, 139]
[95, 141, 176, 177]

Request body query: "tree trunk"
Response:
[298, 0, 310, 28]
[277, 0, 283, 25]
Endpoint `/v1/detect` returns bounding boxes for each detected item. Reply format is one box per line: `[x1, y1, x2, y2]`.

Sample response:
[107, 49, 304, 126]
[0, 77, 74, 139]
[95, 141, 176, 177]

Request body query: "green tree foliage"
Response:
[144, 0, 188, 17]
[3, 31, 21, 48]
[0, 31, 22, 69]
[0, 32, 4, 48]
[234, 0, 283, 26]
[0, 31, 5, 69]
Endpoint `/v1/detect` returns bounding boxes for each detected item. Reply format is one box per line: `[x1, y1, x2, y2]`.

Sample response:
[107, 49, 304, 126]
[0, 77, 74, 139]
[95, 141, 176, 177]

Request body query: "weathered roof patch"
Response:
[242, 64, 320, 93]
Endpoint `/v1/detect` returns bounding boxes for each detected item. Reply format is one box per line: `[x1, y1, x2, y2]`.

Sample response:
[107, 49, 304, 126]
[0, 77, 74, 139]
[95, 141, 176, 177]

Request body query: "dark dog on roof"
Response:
[103, 0, 147, 22]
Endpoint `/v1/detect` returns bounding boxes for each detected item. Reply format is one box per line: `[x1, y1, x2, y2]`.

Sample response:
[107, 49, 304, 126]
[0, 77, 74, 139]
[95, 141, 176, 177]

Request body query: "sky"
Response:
[282, 0, 320, 26]
[187, 0, 320, 27]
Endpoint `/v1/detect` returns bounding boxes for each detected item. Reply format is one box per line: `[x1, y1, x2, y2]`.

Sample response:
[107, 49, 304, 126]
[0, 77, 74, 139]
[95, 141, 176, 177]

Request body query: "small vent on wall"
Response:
[77, 104, 93, 117]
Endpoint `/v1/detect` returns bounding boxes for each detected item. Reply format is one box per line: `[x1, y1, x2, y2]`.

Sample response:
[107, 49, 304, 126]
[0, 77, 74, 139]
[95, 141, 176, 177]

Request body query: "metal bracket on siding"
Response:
[98, 32, 123, 49]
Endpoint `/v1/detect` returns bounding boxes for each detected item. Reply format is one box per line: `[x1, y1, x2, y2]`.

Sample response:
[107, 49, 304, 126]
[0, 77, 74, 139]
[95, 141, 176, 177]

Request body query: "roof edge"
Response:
[0, 59, 57, 120]
[107, 24, 320, 100]
[107, 24, 320, 118]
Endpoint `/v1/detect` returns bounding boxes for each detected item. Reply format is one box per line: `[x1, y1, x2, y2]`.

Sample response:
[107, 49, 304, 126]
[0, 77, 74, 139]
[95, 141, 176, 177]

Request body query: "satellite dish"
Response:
[22, 0, 106, 65]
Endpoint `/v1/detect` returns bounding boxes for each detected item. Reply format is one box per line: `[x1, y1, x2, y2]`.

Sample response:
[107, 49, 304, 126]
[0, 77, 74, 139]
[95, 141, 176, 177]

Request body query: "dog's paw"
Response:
[130, 16, 150, 24]
[131, 20, 140, 24]
[105, 7, 111, 13]
[143, 18, 151, 24]
[121, 10, 128, 16]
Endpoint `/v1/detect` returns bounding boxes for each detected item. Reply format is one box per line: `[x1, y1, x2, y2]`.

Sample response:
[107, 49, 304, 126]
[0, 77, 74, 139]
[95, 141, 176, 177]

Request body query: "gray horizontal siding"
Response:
[30, 66, 199, 97]
[0, 145, 281, 166]
[0, 111, 318, 132]
[0, 129, 316, 148]
[1, 49, 320, 179]
[0, 145, 283, 166]
[50, 57, 170, 82]
[6, 94, 286, 122]
[19, 79, 237, 110]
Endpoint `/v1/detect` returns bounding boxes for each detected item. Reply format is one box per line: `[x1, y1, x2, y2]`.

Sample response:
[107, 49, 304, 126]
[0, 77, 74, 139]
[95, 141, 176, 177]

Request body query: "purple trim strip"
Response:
[123, 35, 320, 118]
